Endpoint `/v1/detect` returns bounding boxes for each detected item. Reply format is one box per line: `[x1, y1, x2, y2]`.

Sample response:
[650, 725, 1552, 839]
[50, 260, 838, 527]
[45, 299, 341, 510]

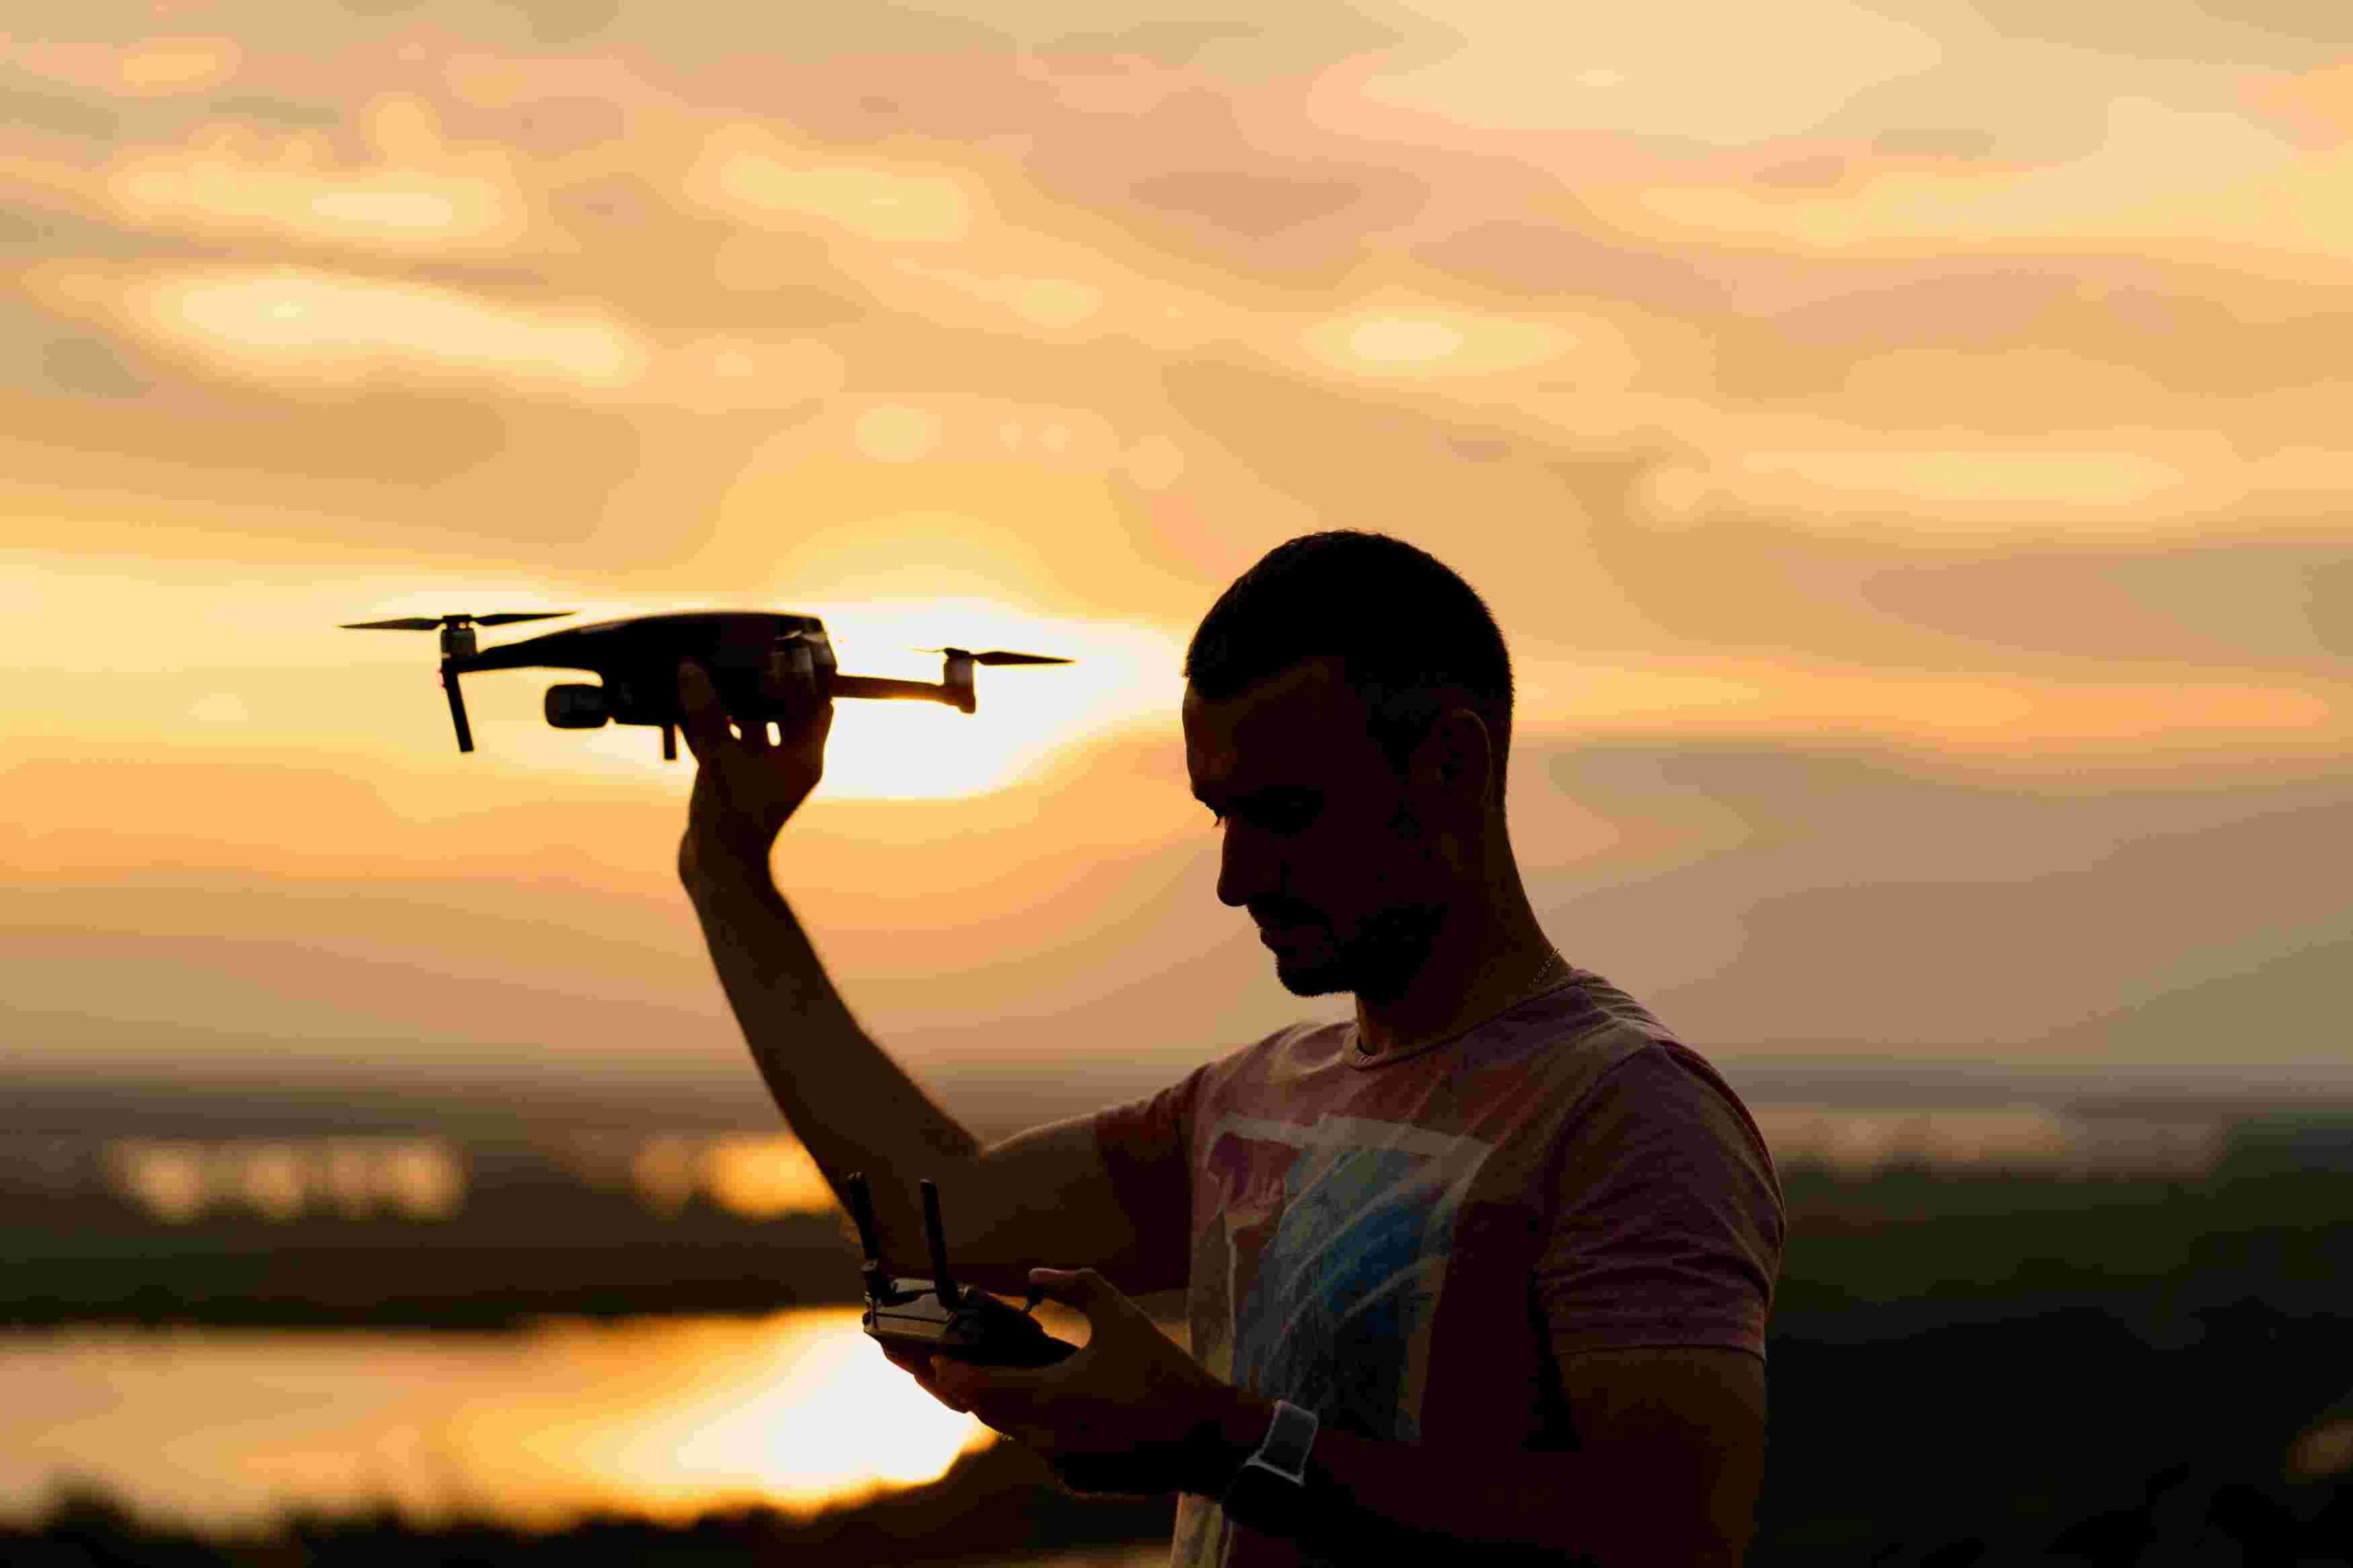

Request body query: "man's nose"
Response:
[1215, 823, 1278, 909]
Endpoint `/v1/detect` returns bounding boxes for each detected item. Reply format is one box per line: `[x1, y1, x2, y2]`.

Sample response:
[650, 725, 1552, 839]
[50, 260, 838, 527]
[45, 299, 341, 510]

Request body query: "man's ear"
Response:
[1417, 708, 1495, 809]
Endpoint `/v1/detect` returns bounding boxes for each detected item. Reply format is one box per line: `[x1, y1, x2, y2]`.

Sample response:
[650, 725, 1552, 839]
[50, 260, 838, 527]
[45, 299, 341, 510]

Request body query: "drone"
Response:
[340, 610, 1071, 760]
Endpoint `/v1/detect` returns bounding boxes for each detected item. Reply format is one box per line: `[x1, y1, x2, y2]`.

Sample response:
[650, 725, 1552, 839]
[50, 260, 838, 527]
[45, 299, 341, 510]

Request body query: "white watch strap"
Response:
[1241, 1398, 1319, 1485]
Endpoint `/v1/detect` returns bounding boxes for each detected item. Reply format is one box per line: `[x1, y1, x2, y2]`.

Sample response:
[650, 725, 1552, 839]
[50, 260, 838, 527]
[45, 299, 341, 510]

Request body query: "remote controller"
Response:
[846, 1171, 1080, 1369]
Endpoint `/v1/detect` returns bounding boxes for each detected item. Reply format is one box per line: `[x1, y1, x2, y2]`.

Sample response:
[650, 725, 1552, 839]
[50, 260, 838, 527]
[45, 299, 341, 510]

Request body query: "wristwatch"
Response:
[1219, 1398, 1320, 1530]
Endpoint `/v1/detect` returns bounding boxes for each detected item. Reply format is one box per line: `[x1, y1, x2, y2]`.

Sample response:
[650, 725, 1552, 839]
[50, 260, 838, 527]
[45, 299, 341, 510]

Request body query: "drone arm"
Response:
[440, 664, 475, 753]
[830, 675, 961, 708]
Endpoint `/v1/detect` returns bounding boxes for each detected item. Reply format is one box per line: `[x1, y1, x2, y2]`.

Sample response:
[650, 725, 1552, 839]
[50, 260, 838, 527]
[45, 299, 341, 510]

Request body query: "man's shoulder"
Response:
[1086, 1016, 1347, 1140]
[1553, 1035, 1785, 1220]
[1582, 1036, 1766, 1132]
[1449, 972, 1673, 1096]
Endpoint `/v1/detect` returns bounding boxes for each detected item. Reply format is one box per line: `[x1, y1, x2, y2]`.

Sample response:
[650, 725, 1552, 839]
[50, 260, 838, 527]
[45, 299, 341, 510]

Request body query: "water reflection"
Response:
[0, 1309, 992, 1531]
[97, 1132, 836, 1224]
[624, 1132, 834, 1219]
[106, 1138, 465, 1222]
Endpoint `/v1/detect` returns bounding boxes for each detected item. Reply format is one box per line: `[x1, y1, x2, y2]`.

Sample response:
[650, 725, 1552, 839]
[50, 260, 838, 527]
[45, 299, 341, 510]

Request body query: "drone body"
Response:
[341, 609, 1069, 758]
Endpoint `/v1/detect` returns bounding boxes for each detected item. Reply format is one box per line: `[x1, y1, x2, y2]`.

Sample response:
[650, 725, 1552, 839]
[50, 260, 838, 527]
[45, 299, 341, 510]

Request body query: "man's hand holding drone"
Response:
[675, 653, 831, 880]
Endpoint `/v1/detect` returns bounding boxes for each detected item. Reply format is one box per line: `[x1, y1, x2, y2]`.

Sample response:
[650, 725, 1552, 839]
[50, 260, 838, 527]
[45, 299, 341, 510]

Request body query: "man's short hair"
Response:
[1185, 530, 1515, 793]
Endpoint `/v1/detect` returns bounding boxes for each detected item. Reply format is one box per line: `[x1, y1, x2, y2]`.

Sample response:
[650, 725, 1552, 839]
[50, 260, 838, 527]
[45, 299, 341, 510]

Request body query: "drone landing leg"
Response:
[662, 723, 676, 761]
[440, 665, 475, 754]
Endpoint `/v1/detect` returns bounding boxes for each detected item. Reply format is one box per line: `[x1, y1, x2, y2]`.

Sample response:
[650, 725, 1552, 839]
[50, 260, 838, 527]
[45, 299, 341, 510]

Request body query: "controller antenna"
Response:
[845, 1171, 895, 1301]
[920, 1178, 960, 1311]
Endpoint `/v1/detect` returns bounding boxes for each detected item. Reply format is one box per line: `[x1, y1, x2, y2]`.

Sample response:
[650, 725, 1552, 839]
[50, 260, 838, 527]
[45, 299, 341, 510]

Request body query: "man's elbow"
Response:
[1577, 1447, 1758, 1568]
[1581, 1512, 1745, 1568]
[1578, 1512, 1744, 1568]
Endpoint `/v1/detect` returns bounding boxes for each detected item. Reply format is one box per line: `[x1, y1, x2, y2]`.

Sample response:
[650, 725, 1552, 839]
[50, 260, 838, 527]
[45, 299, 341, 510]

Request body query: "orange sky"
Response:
[6, 2, 2350, 1108]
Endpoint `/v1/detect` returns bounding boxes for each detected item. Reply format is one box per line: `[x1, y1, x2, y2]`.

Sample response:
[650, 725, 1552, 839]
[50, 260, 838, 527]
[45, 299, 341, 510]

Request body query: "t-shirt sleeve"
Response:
[1087, 1062, 1208, 1289]
[1534, 1040, 1786, 1361]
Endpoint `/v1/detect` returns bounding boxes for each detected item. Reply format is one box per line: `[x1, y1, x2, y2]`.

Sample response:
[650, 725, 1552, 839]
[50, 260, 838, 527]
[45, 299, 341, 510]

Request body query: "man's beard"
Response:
[1272, 899, 1447, 1004]
[1267, 800, 1447, 1002]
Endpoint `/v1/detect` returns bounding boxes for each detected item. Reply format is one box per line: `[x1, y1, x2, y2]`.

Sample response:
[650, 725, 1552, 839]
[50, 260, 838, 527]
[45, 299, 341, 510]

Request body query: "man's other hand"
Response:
[676, 654, 832, 882]
[916, 1267, 1245, 1497]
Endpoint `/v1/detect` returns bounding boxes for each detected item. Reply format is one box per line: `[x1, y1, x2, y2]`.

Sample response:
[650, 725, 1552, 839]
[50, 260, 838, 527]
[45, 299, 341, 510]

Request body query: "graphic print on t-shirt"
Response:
[1201, 1114, 1493, 1445]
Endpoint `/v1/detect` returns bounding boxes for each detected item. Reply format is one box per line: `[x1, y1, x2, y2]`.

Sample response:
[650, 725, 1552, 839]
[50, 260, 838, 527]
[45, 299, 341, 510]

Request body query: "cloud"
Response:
[1297, 295, 1612, 383]
[1852, 543, 2353, 671]
[1352, 0, 1948, 147]
[1126, 167, 1378, 238]
[28, 256, 846, 425]
[1534, 737, 2353, 1065]
[115, 264, 650, 393]
[2, 34, 240, 100]
[117, 38, 244, 97]
[1632, 423, 2353, 544]
[849, 403, 944, 461]
[0, 79, 124, 141]
[1522, 657, 2342, 760]
[883, 259, 1105, 332]
[683, 124, 983, 244]
[1599, 94, 2353, 281]
[102, 94, 540, 256]
[1575, 485, 2353, 681]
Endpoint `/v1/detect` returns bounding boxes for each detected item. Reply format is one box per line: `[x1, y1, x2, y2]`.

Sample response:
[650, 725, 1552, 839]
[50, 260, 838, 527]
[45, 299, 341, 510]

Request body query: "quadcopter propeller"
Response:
[340, 611, 573, 756]
[340, 612, 574, 630]
[918, 647, 1074, 665]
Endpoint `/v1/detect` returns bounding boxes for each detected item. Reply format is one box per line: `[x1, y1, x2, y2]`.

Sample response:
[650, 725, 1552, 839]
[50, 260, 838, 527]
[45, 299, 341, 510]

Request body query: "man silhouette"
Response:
[676, 531, 1782, 1566]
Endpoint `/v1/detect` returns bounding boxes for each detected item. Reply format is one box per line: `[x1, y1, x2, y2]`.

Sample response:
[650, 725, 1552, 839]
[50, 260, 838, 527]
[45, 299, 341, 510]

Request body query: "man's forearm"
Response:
[1200, 1392, 1730, 1568]
[683, 859, 981, 1234]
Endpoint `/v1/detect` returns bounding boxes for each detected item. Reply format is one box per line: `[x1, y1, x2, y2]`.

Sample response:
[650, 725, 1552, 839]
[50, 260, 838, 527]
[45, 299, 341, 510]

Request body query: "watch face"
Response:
[1256, 1400, 1319, 1476]
[1222, 1457, 1309, 1534]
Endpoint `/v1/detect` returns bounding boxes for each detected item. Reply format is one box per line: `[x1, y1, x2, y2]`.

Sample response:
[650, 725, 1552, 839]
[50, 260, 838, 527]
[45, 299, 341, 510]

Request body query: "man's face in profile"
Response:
[1182, 657, 1448, 1002]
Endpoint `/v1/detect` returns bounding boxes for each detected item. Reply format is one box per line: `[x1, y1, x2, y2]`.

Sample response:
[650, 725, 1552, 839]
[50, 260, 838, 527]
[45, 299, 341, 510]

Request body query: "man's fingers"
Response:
[676, 660, 732, 756]
[764, 643, 828, 748]
[677, 659, 776, 752]
[878, 1343, 970, 1412]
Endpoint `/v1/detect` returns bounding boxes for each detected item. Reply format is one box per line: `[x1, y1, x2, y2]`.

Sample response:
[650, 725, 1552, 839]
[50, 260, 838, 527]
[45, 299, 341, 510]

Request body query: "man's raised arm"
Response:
[674, 658, 1173, 1301]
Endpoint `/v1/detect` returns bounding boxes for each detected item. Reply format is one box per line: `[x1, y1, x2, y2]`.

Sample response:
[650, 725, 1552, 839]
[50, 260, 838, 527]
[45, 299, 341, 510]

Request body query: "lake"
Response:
[0, 1306, 1147, 1540]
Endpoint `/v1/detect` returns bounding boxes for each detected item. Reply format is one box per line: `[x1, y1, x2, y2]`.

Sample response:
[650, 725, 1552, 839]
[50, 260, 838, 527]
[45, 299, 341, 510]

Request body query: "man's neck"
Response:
[1351, 890, 1562, 1061]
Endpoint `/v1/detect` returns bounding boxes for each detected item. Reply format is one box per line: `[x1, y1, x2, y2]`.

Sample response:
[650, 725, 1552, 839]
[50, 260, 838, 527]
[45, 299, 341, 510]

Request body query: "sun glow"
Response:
[0, 1312, 994, 1531]
[506, 1311, 994, 1522]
